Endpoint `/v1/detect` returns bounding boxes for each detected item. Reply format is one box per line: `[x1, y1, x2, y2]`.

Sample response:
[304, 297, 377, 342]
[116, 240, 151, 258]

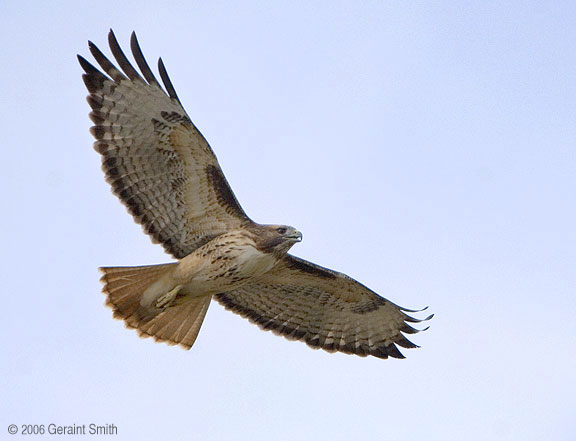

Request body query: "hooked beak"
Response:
[288, 230, 303, 242]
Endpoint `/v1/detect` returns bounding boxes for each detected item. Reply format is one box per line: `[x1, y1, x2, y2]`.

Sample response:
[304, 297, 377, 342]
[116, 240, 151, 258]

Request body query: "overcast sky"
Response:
[2, 1, 575, 440]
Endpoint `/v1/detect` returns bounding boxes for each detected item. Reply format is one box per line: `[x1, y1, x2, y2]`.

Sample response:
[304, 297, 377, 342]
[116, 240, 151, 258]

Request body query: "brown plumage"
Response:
[80, 30, 432, 359]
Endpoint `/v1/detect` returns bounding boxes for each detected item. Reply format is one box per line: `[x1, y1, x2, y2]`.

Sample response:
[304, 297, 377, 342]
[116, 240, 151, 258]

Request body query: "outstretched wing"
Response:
[79, 30, 250, 259]
[215, 255, 432, 359]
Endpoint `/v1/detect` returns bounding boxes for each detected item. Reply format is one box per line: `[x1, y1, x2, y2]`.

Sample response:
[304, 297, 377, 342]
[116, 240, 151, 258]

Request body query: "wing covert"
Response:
[79, 30, 250, 259]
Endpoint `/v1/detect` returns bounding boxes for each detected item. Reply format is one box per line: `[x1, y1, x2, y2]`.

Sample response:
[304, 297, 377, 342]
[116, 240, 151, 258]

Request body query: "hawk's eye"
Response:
[276, 227, 287, 235]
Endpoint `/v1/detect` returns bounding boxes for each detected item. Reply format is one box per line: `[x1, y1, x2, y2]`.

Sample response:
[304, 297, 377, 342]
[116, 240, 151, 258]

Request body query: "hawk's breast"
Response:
[179, 231, 279, 296]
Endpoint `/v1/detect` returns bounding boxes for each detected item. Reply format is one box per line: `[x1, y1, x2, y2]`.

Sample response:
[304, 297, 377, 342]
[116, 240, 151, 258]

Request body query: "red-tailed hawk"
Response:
[79, 30, 432, 359]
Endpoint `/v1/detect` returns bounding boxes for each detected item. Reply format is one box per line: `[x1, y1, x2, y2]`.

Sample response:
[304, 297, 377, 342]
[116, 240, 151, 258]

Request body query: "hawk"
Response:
[79, 30, 432, 359]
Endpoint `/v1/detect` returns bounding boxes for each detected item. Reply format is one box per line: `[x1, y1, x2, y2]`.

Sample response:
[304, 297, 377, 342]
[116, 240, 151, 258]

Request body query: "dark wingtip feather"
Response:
[108, 29, 143, 82]
[401, 309, 433, 335]
[130, 31, 161, 87]
[404, 313, 434, 324]
[86, 95, 104, 110]
[400, 322, 420, 335]
[77, 54, 96, 73]
[395, 333, 420, 349]
[371, 347, 389, 359]
[158, 57, 181, 104]
[385, 343, 406, 359]
[78, 56, 109, 93]
[88, 39, 126, 82]
[401, 305, 429, 313]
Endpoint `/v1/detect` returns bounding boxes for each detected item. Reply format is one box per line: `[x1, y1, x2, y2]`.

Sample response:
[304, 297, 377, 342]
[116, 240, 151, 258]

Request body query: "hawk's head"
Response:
[251, 224, 302, 255]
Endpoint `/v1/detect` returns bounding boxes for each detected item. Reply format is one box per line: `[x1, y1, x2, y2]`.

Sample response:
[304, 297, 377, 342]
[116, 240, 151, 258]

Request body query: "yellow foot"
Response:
[156, 285, 182, 309]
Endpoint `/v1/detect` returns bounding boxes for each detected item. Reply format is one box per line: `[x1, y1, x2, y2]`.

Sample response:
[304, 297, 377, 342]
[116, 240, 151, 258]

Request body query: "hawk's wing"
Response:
[79, 31, 250, 259]
[215, 255, 432, 359]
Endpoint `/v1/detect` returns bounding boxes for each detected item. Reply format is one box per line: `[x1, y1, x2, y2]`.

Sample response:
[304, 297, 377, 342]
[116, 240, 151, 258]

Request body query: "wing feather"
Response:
[88, 39, 127, 82]
[158, 57, 181, 104]
[80, 30, 251, 258]
[130, 31, 162, 88]
[107, 30, 144, 83]
[215, 255, 432, 359]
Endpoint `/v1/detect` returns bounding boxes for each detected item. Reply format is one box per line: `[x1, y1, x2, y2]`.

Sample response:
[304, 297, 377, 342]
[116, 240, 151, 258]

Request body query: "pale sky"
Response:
[2, 1, 575, 440]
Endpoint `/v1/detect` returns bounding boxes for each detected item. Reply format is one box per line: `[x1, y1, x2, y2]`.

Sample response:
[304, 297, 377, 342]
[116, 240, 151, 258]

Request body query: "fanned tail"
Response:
[99, 264, 211, 349]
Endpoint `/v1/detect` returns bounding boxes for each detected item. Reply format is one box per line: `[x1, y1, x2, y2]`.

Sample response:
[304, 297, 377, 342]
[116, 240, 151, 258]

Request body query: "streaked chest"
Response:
[180, 232, 277, 293]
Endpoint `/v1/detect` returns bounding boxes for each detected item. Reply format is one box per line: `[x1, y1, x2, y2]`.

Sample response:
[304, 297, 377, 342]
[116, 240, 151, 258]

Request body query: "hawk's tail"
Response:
[99, 264, 211, 349]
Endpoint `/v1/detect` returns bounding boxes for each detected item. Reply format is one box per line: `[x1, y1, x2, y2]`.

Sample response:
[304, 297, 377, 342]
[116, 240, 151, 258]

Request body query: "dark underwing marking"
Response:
[317, 292, 347, 311]
[161, 110, 191, 125]
[89, 110, 107, 124]
[91, 125, 107, 140]
[87, 95, 105, 111]
[205, 165, 247, 219]
[350, 297, 387, 315]
[385, 343, 405, 359]
[307, 336, 321, 348]
[151, 118, 171, 139]
[171, 177, 187, 192]
[106, 164, 120, 178]
[285, 257, 337, 279]
[94, 141, 109, 154]
[103, 156, 118, 168]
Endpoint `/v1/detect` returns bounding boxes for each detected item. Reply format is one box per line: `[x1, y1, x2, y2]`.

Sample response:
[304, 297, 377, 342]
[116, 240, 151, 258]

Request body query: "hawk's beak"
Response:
[289, 230, 303, 242]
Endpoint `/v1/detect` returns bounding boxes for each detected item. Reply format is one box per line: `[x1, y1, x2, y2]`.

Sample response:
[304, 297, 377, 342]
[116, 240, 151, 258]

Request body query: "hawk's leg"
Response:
[156, 285, 182, 309]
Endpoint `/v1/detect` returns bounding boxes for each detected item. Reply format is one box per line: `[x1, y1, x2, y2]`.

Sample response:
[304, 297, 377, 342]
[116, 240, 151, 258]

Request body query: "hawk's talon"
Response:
[156, 285, 182, 309]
